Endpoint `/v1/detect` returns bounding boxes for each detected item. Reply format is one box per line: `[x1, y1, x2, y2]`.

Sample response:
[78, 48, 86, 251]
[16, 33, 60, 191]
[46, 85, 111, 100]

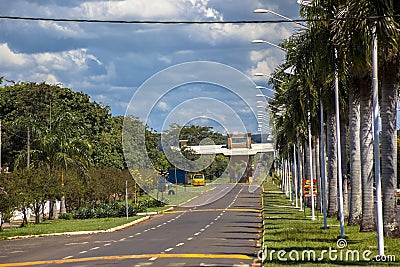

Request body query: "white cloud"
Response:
[0, 0, 301, 125]
[157, 101, 170, 111]
[69, 0, 222, 21]
[0, 43, 31, 67]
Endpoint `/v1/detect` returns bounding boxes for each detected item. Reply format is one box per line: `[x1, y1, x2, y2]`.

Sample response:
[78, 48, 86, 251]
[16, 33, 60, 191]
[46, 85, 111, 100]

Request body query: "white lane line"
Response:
[62, 256, 73, 259]
[165, 247, 174, 252]
[210, 221, 214, 225]
[135, 233, 141, 236]
[163, 222, 167, 225]
[104, 243, 111, 246]
[90, 247, 100, 251]
[119, 238, 126, 241]
[151, 227, 156, 230]
[176, 242, 184, 247]
[187, 237, 193, 241]
[136, 263, 153, 266]
[194, 232, 200, 236]
[200, 228, 205, 232]
[129, 235, 134, 238]
[157, 225, 162, 228]
[214, 218, 218, 221]
[205, 225, 210, 228]
[149, 257, 158, 261]
[144, 229, 149, 232]
[79, 251, 87, 254]
[65, 242, 89, 246]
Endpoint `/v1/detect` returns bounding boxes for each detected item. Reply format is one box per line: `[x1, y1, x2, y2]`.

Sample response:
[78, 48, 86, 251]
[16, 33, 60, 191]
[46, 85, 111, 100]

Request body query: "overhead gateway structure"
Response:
[184, 133, 273, 183]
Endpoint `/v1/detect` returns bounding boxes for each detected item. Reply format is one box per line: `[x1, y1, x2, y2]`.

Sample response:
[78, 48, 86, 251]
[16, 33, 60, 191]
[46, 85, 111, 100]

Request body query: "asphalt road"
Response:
[0, 184, 261, 267]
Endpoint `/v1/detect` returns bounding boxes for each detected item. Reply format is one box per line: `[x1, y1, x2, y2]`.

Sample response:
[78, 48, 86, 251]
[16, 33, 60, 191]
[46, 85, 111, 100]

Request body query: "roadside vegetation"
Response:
[262, 181, 400, 266]
[0, 81, 229, 231]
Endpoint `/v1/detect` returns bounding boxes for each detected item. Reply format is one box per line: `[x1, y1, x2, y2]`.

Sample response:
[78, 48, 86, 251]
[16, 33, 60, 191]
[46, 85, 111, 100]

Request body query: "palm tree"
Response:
[326, 111, 338, 217]
[379, 0, 400, 237]
[35, 109, 92, 217]
[334, 0, 399, 233]
[348, 87, 362, 226]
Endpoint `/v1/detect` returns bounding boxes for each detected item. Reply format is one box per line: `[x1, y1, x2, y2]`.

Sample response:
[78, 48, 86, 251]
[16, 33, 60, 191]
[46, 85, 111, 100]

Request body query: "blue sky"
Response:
[0, 0, 302, 133]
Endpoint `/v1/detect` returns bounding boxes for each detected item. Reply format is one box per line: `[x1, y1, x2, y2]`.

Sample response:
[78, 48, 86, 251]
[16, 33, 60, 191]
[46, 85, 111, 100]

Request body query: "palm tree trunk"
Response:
[380, 77, 399, 237]
[327, 111, 338, 217]
[360, 82, 375, 232]
[348, 87, 362, 226]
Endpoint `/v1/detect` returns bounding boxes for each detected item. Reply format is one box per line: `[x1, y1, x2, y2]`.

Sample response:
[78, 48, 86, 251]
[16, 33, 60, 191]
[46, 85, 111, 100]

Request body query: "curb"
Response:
[6, 207, 174, 240]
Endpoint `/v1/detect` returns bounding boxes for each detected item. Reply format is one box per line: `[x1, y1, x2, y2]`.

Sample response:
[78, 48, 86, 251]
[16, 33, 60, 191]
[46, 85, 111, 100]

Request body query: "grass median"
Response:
[0, 215, 145, 240]
[261, 181, 400, 266]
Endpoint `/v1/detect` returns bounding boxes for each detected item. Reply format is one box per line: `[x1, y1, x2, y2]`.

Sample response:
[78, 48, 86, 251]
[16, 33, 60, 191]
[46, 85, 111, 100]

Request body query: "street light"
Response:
[253, 9, 307, 28]
[256, 94, 274, 101]
[254, 72, 283, 83]
[252, 39, 288, 52]
[256, 86, 276, 94]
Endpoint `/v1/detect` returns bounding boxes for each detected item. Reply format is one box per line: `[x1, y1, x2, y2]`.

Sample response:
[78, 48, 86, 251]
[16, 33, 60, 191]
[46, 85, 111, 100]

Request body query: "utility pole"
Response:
[27, 127, 30, 169]
[0, 120, 2, 173]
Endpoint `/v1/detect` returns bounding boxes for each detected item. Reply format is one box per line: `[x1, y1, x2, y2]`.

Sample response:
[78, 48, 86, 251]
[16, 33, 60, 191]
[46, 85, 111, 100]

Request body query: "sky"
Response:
[0, 0, 303, 134]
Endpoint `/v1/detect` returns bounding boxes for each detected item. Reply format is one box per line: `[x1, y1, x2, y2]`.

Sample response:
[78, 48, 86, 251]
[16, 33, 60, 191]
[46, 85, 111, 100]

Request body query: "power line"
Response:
[0, 15, 398, 24]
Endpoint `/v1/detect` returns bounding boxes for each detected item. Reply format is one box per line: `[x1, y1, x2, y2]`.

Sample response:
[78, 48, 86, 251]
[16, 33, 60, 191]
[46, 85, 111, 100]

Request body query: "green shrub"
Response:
[116, 205, 135, 217]
[59, 213, 73, 220]
[73, 207, 95, 219]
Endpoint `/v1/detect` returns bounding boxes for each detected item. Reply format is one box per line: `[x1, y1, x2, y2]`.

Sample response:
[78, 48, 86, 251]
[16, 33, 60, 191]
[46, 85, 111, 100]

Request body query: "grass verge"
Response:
[0, 216, 144, 240]
[261, 181, 400, 266]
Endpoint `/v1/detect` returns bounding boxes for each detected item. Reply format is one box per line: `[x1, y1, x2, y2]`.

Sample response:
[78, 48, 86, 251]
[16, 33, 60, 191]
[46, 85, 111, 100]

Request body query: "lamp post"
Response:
[253, 9, 307, 28]
[252, 40, 288, 52]
[254, 72, 283, 83]
[256, 86, 277, 95]
[372, 24, 384, 256]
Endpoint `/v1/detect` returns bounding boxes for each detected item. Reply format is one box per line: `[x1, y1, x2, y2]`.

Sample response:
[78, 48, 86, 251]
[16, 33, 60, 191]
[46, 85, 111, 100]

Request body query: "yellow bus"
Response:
[192, 173, 205, 186]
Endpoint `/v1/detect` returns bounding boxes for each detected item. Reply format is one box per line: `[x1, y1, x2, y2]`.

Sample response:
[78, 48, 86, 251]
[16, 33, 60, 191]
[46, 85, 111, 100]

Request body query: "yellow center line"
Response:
[165, 208, 260, 214]
[0, 253, 253, 266]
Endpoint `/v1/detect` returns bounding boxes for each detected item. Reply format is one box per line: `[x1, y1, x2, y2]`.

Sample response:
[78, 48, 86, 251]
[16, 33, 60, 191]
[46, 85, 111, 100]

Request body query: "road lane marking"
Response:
[135, 233, 141, 236]
[149, 257, 158, 261]
[79, 251, 87, 254]
[119, 238, 126, 241]
[194, 232, 200, 236]
[90, 247, 100, 251]
[62, 256, 73, 260]
[165, 248, 174, 252]
[205, 225, 210, 228]
[164, 208, 260, 214]
[65, 242, 89, 246]
[135, 263, 152, 266]
[187, 237, 193, 240]
[0, 253, 253, 266]
[104, 243, 111, 246]
[200, 228, 205, 232]
[176, 243, 184, 247]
